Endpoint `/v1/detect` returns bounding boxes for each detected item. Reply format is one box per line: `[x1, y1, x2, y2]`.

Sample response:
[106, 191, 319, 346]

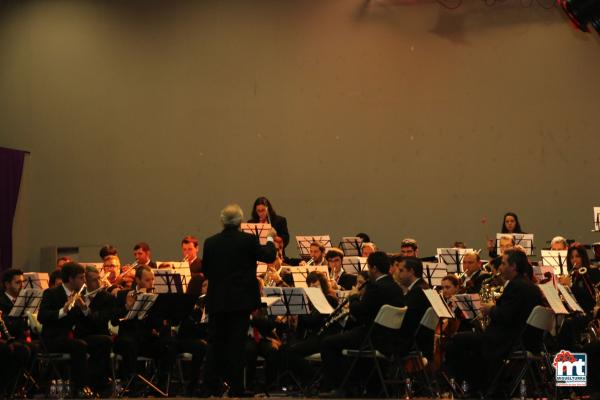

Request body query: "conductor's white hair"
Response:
[220, 204, 244, 227]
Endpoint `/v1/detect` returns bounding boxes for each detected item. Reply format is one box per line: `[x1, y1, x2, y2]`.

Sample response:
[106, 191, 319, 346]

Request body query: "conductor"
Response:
[202, 204, 277, 396]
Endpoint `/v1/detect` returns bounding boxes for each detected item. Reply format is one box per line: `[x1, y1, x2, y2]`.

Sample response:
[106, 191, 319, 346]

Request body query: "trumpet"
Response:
[66, 284, 87, 312]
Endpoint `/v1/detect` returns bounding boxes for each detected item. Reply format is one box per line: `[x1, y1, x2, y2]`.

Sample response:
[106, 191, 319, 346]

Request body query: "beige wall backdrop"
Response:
[1, 0, 600, 270]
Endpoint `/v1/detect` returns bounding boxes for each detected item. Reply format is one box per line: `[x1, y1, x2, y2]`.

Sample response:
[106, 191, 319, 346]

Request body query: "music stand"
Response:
[152, 269, 190, 294]
[540, 250, 568, 276]
[556, 284, 584, 314]
[124, 293, 159, 320]
[295, 235, 332, 259]
[342, 256, 368, 274]
[452, 294, 482, 320]
[23, 272, 49, 290]
[423, 262, 448, 287]
[241, 223, 272, 245]
[436, 248, 473, 274]
[538, 283, 569, 315]
[150, 293, 196, 324]
[155, 261, 190, 270]
[593, 207, 600, 232]
[303, 287, 335, 314]
[423, 289, 455, 319]
[339, 237, 363, 256]
[496, 233, 534, 256]
[291, 266, 328, 288]
[263, 287, 287, 316]
[9, 289, 44, 318]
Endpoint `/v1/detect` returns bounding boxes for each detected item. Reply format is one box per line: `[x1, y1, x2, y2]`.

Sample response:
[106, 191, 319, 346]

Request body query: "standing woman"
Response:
[248, 197, 290, 250]
[487, 212, 525, 258]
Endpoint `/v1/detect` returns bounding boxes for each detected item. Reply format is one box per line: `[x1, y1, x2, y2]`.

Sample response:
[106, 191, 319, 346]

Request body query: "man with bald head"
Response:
[201, 204, 277, 397]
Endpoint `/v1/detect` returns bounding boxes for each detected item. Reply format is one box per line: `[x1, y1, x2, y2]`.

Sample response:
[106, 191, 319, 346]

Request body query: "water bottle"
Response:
[63, 380, 70, 398]
[49, 379, 57, 398]
[519, 378, 526, 400]
[461, 380, 469, 395]
[114, 378, 122, 395]
[56, 379, 64, 399]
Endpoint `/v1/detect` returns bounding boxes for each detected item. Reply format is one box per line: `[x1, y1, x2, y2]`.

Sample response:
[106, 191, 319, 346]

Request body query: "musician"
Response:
[38, 262, 102, 398]
[0, 269, 31, 396]
[102, 255, 133, 293]
[56, 256, 72, 270]
[462, 252, 490, 294]
[202, 204, 276, 397]
[248, 196, 290, 250]
[564, 243, 599, 314]
[445, 249, 543, 394]
[132, 242, 157, 269]
[361, 242, 376, 258]
[319, 251, 404, 395]
[487, 212, 524, 258]
[112, 265, 177, 388]
[99, 244, 118, 260]
[441, 274, 460, 301]
[392, 256, 433, 358]
[326, 248, 357, 290]
[400, 238, 419, 257]
[182, 235, 204, 296]
[75, 266, 114, 394]
[48, 269, 62, 288]
[550, 236, 568, 251]
[300, 242, 328, 266]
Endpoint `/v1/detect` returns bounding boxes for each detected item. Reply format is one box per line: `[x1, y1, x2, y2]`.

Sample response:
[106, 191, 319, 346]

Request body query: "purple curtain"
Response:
[0, 147, 26, 271]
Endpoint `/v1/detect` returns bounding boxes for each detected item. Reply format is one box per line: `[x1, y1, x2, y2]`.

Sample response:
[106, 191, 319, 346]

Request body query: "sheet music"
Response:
[540, 250, 568, 275]
[155, 261, 190, 270]
[9, 289, 43, 317]
[339, 237, 363, 256]
[256, 262, 268, 275]
[436, 248, 474, 273]
[291, 265, 329, 288]
[263, 287, 287, 315]
[423, 262, 448, 287]
[295, 235, 332, 257]
[452, 293, 481, 320]
[496, 233, 534, 256]
[538, 283, 569, 315]
[423, 289, 454, 319]
[556, 284, 584, 313]
[261, 296, 283, 308]
[304, 287, 335, 314]
[241, 223, 272, 245]
[342, 256, 368, 274]
[125, 293, 158, 320]
[23, 272, 49, 290]
[153, 268, 190, 293]
[533, 265, 557, 286]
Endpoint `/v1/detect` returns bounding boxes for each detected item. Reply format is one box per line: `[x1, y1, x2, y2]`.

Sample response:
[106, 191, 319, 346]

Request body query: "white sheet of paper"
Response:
[556, 284, 584, 313]
[594, 207, 600, 231]
[304, 287, 335, 314]
[539, 283, 569, 315]
[9, 289, 43, 317]
[261, 296, 282, 308]
[423, 289, 454, 319]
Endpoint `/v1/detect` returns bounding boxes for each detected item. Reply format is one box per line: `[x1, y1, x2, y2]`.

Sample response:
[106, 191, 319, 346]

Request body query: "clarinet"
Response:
[317, 280, 369, 336]
[0, 311, 14, 341]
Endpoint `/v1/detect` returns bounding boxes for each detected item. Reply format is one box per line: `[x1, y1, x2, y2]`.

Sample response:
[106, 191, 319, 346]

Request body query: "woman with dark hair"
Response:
[564, 243, 599, 313]
[306, 271, 339, 309]
[487, 212, 525, 258]
[248, 196, 290, 250]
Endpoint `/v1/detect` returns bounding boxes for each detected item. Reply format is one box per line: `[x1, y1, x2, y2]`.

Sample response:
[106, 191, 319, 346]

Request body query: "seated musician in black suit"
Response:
[462, 252, 490, 294]
[325, 248, 357, 291]
[319, 251, 404, 395]
[391, 256, 433, 358]
[74, 265, 114, 394]
[38, 262, 103, 398]
[445, 249, 544, 394]
[182, 235, 204, 297]
[0, 269, 31, 396]
[112, 265, 177, 388]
